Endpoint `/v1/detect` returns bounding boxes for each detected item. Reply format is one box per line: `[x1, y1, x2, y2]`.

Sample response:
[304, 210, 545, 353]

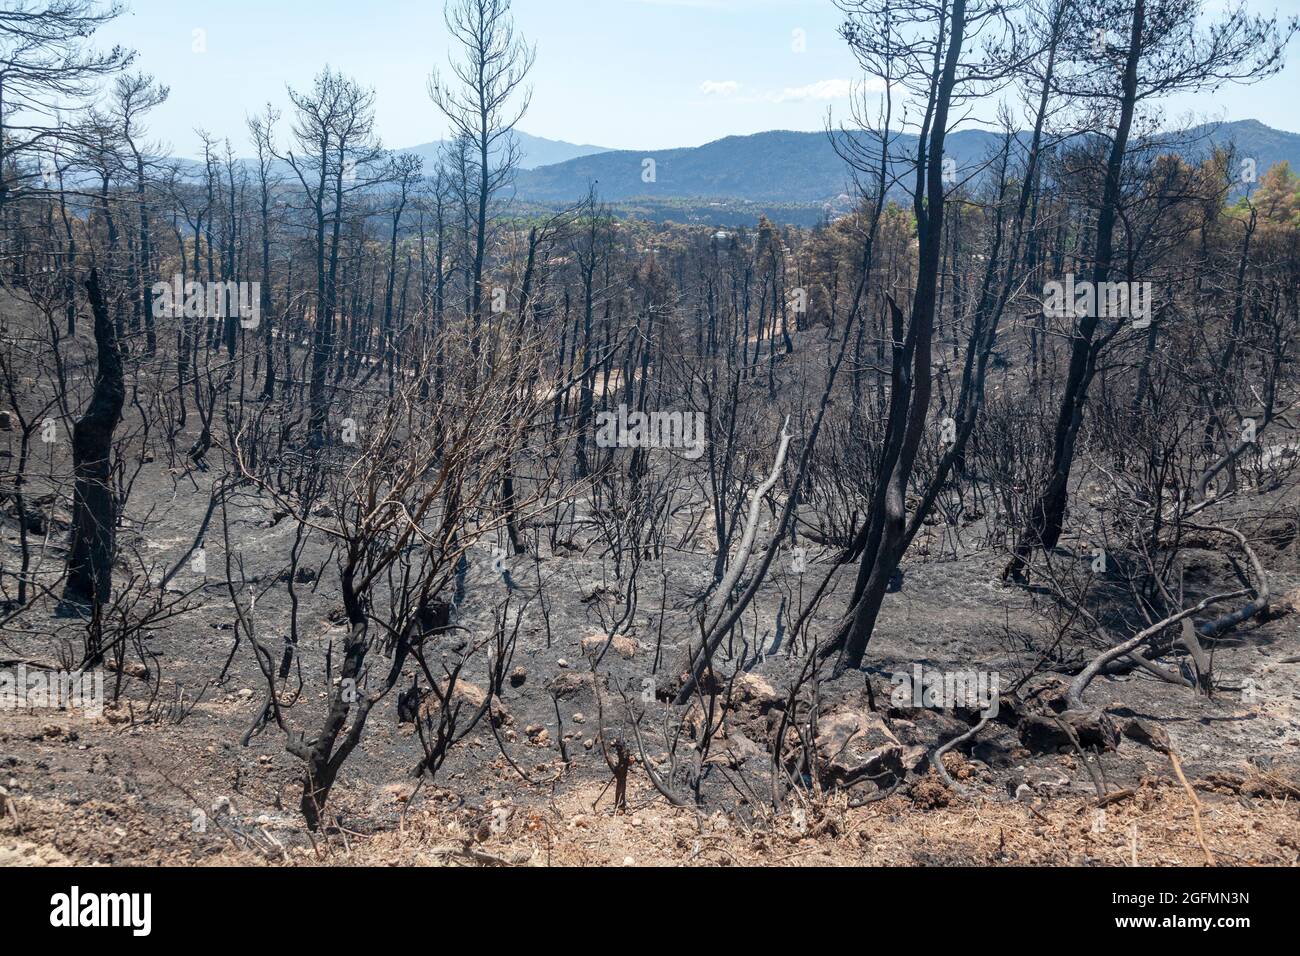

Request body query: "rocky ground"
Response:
[1, 461, 1298, 866]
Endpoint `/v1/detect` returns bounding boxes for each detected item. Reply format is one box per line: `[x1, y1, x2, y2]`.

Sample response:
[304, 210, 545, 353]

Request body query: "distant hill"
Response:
[511, 120, 1300, 208]
[516, 130, 858, 205]
[396, 130, 611, 171]
[1187, 118, 1300, 180]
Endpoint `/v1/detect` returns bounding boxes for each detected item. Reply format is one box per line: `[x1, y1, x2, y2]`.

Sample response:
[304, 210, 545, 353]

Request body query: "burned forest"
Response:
[2, 0, 1300, 878]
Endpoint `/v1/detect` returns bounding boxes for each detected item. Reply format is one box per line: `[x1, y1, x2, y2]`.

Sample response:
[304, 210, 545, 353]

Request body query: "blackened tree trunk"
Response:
[63, 269, 126, 618]
[1005, 0, 1145, 582]
[832, 0, 968, 673]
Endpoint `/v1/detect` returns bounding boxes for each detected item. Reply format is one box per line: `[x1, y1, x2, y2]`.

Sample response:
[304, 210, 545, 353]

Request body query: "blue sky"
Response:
[96, 0, 1300, 158]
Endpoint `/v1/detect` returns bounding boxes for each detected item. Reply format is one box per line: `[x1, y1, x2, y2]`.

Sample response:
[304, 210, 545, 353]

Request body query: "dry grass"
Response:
[4, 771, 1297, 867]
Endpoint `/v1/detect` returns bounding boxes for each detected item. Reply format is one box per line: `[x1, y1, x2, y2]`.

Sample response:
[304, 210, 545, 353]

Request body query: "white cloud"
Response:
[700, 80, 741, 97]
[772, 78, 883, 103]
[695, 77, 887, 107]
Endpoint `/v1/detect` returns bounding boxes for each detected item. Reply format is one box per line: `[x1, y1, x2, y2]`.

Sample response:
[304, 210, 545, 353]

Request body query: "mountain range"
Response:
[494, 120, 1300, 208]
[163, 120, 1298, 227]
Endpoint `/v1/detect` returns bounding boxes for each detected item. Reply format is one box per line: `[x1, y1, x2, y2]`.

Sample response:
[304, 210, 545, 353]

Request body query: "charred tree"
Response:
[63, 268, 126, 618]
